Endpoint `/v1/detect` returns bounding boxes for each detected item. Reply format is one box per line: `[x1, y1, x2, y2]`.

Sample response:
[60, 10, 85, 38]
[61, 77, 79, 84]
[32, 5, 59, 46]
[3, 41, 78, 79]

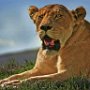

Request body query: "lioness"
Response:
[0, 4, 90, 87]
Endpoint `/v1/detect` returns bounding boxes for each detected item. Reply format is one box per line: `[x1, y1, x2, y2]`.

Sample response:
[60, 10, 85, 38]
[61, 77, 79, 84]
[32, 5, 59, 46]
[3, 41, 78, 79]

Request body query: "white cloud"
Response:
[0, 39, 16, 47]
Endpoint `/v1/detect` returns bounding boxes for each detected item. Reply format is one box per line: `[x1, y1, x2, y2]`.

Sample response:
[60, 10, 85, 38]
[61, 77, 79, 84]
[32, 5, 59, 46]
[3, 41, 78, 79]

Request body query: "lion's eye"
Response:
[38, 14, 44, 19]
[55, 14, 63, 19]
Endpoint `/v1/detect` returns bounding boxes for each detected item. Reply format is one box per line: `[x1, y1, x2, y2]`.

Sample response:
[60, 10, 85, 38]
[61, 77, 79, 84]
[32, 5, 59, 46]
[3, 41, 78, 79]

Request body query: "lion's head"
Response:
[28, 4, 86, 56]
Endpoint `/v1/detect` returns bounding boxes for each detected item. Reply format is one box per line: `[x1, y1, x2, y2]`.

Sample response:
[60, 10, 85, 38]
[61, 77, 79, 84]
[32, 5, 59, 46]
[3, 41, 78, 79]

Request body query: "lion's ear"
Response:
[28, 6, 38, 19]
[72, 6, 86, 20]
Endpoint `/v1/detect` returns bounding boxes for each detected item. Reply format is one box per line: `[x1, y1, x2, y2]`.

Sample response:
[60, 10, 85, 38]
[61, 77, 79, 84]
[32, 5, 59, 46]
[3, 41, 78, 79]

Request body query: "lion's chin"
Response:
[42, 49, 58, 57]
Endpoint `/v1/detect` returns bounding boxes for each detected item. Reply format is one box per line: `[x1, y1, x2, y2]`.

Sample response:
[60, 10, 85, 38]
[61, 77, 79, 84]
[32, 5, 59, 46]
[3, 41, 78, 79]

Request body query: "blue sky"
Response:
[0, 0, 90, 54]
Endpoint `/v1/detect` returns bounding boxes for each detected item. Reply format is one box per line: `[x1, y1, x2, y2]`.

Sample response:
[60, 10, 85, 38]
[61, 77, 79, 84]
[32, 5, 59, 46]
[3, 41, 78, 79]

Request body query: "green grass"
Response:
[0, 59, 90, 90]
[0, 58, 34, 79]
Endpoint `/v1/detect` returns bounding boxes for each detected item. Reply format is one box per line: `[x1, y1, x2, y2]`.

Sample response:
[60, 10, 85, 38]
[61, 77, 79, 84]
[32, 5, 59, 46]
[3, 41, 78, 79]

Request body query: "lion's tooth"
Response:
[44, 40, 49, 46]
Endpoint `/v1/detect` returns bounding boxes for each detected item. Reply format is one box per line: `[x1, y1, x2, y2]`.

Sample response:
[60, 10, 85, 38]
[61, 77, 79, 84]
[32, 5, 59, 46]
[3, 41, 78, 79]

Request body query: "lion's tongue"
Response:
[44, 39, 55, 46]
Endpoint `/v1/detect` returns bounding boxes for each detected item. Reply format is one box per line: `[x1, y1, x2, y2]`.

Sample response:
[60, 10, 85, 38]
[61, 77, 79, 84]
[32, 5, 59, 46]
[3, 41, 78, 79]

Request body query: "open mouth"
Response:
[42, 35, 60, 51]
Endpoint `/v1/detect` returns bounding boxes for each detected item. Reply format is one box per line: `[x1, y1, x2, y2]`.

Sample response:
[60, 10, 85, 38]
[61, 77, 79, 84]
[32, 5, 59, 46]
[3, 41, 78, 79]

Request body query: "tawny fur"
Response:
[0, 4, 90, 87]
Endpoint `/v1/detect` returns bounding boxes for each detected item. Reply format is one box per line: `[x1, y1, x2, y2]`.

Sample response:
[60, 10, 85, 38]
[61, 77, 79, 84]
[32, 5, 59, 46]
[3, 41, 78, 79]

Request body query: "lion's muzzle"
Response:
[42, 35, 60, 51]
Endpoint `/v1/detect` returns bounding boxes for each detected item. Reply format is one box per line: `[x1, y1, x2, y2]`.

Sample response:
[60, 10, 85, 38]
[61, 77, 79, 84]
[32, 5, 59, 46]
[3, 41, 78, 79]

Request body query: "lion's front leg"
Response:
[1, 71, 69, 87]
[0, 68, 41, 87]
[21, 71, 69, 83]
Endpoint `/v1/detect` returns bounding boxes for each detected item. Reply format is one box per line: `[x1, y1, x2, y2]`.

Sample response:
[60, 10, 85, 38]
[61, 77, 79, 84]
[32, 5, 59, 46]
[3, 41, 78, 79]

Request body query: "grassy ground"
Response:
[0, 59, 90, 90]
[0, 58, 34, 79]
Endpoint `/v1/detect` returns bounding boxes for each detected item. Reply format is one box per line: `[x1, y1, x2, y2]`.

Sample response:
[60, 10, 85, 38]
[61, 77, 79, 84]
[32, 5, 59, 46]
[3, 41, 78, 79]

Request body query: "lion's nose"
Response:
[40, 25, 52, 32]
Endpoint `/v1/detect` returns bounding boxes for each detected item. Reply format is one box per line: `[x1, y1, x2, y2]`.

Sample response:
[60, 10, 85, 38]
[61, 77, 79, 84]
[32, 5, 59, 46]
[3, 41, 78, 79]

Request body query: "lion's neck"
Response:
[64, 20, 90, 48]
[59, 20, 90, 72]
